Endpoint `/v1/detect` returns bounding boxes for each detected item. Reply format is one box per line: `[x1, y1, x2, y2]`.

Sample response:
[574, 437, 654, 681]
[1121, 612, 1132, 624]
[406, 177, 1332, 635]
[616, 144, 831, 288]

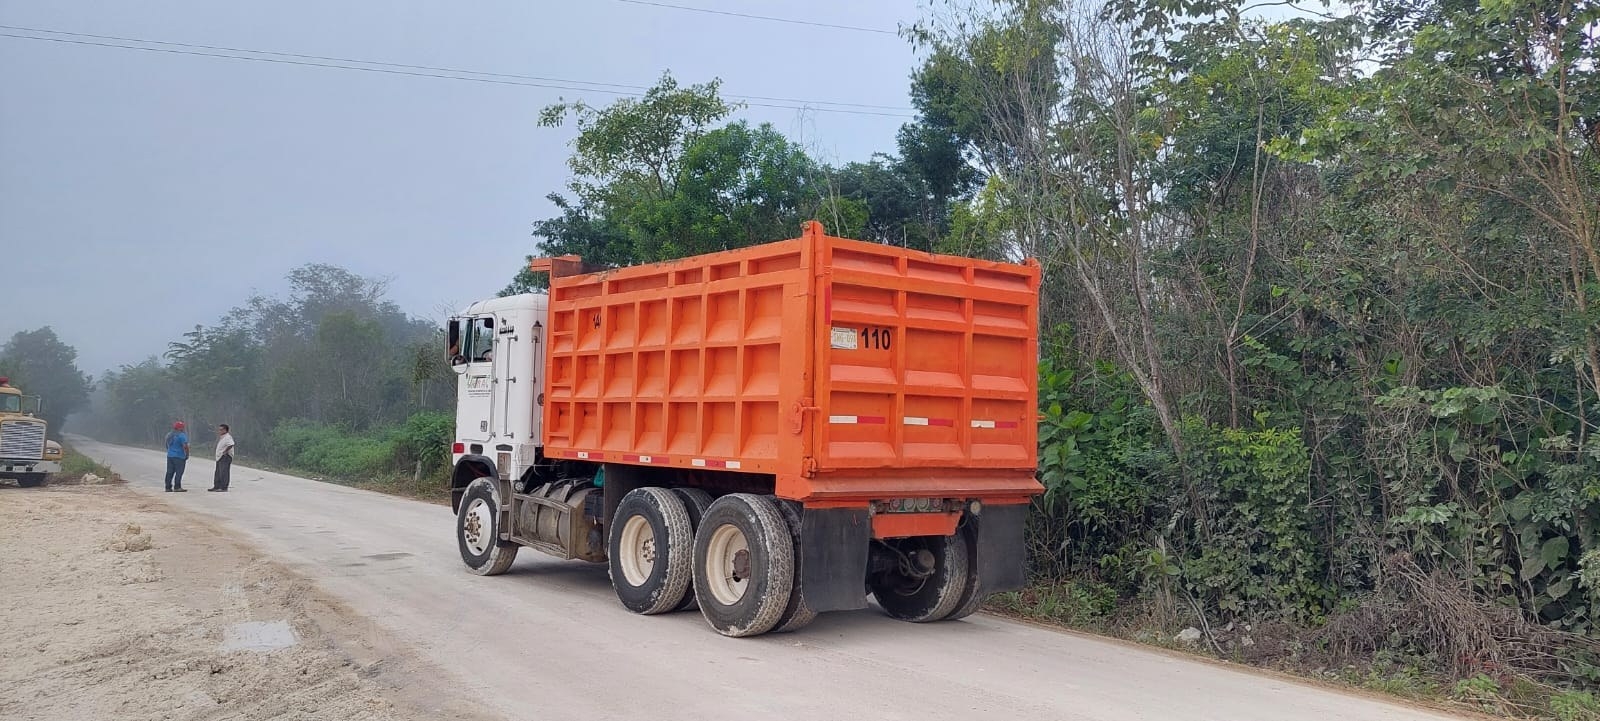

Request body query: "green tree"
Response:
[515, 74, 829, 281]
[0, 327, 91, 438]
[625, 120, 823, 260]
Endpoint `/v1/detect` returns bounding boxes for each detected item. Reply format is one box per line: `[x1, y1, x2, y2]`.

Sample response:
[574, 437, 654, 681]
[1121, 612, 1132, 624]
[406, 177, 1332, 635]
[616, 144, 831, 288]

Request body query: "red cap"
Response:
[0, 377, 8, 385]
[173, 421, 185, 430]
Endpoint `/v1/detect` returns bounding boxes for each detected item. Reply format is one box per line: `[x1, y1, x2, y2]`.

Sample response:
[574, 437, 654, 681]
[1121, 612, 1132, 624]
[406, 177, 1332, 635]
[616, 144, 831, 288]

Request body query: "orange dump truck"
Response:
[445, 221, 1041, 636]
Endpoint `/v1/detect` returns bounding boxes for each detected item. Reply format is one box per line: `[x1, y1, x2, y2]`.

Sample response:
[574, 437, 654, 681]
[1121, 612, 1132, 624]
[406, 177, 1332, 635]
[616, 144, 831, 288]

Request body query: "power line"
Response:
[611, 0, 898, 35]
[0, 24, 913, 112]
[0, 30, 916, 118]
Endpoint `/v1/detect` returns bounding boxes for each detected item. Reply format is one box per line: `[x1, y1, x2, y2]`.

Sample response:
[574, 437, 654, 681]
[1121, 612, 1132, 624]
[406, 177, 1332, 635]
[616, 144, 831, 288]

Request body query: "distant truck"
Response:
[445, 222, 1042, 636]
[0, 377, 62, 487]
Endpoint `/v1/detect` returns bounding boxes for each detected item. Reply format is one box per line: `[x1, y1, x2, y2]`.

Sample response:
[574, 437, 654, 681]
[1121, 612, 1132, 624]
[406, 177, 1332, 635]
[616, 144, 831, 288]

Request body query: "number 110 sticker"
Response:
[830, 326, 893, 351]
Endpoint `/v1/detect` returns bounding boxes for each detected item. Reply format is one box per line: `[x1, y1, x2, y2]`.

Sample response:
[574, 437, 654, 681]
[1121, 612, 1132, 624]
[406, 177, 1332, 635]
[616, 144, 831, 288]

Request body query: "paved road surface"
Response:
[73, 438, 1466, 721]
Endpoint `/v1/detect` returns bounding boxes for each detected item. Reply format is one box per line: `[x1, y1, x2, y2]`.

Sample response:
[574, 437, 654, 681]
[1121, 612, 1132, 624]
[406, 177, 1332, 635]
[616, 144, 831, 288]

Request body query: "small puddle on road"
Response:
[362, 552, 413, 561]
[220, 620, 298, 652]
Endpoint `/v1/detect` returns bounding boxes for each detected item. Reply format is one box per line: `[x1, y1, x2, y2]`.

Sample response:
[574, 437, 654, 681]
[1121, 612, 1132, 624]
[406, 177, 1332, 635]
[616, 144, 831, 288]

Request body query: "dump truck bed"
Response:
[541, 221, 1041, 504]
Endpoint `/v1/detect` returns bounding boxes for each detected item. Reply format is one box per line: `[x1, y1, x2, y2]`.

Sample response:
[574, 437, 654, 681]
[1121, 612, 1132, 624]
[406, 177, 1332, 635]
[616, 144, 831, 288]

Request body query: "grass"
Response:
[349, 468, 452, 504]
[54, 444, 115, 480]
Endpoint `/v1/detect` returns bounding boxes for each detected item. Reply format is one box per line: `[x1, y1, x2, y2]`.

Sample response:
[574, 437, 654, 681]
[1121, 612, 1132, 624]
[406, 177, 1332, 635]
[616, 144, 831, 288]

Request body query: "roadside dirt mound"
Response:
[46, 471, 126, 486]
[104, 522, 154, 552]
[0, 486, 500, 721]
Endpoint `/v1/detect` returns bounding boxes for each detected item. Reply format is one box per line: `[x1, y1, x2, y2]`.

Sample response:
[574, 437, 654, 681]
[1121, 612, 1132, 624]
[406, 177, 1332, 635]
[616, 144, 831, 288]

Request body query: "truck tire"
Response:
[457, 477, 519, 576]
[671, 488, 714, 611]
[609, 487, 694, 615]
[943, 527, 985, 621]
[17, 474, 46, 488]
[870, 534, 969, 623]
[771, 500, 817, 633]
[693, 493, 793, 637]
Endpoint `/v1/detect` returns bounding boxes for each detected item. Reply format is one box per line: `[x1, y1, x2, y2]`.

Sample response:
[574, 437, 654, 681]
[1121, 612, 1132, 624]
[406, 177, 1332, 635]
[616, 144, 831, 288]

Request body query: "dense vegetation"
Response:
[78, 264, 456, 483]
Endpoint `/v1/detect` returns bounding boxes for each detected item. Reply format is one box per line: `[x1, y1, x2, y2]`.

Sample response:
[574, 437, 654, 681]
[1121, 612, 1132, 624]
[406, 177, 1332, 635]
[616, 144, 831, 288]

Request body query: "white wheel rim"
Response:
[463, 497, 494, 555]
[618, 514, 657, 586]
[704, 523, 751, 606]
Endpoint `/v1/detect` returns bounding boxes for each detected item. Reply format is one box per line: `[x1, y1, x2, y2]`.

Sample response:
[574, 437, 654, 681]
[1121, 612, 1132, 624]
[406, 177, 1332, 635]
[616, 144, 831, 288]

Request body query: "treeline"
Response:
[0, 327, 92, 439]
[505, 0, 1600, 701]
[78, 264, 455, 479]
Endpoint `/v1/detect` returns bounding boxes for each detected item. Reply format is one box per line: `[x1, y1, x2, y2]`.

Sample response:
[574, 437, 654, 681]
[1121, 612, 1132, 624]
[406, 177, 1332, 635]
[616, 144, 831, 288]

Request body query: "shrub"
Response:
[394, 411, 454, 474]
[266, 419, 397, 479]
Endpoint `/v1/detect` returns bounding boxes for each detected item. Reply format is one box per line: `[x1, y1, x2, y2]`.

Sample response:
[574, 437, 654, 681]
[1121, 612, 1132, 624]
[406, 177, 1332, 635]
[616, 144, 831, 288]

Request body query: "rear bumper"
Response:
[0, 458, 59, 476]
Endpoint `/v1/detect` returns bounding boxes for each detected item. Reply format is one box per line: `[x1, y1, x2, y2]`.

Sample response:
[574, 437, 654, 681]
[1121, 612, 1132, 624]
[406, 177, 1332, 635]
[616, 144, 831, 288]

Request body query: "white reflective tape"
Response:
[829, 415, 857, 424]
[971, 420, 997, 429]
[691, 458, 707, 467]
[726, 460, 741, 470]
[577, 451, 591, 459]
[903, 416, 930, 426]
[639, 455, 652, 463]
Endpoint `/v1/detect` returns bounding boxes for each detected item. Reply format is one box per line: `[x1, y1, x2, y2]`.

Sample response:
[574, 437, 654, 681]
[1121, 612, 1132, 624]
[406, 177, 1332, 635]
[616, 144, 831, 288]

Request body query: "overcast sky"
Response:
[0, 0, 922, 376]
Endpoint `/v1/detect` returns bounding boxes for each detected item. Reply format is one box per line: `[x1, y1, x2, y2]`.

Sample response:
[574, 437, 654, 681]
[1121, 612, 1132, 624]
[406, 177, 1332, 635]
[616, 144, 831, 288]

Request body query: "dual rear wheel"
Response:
[608, 490, 816, 637]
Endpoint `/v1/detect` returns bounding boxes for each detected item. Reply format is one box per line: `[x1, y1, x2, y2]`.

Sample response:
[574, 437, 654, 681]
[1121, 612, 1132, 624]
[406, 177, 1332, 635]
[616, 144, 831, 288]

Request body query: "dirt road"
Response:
[0, 482, 499, 721]
[67, 438, 1468, 721]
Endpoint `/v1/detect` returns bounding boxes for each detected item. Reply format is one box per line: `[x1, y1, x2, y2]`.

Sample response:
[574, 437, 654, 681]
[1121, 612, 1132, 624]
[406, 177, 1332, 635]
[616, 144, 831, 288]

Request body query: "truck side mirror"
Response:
[446, 319, 468, 371]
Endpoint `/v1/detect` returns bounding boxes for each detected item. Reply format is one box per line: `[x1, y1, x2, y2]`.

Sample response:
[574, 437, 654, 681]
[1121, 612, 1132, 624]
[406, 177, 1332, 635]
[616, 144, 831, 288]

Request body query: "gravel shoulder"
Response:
[0, 483, 500, 721]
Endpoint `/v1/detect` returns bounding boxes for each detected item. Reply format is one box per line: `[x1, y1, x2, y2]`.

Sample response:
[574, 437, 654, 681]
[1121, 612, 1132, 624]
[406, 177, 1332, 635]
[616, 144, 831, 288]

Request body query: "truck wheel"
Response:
[693, 494, 793, 637]
[771, 500, 817, 633]
[943, 527, 985, 621]
[609, 487, 693, 615]
[457, 477, 519, 576]
[870, 534, 969, 623]
[17, 474, 46, 488]
[671, 488, 714, 611]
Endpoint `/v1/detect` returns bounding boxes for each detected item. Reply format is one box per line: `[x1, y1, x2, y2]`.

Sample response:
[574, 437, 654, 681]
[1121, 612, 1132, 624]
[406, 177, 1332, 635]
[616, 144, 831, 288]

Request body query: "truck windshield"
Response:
[0, 395, 19, 413]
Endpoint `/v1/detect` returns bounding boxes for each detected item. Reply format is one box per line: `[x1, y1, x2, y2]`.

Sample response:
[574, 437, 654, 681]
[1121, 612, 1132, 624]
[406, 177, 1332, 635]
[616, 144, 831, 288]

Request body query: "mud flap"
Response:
[799, 507, 871, 612]
[973, 503, 1028, 594]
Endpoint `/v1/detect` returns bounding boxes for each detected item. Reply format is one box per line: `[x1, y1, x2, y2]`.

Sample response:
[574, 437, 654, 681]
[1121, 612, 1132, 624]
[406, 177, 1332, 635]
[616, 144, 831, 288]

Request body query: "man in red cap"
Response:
[163, 421, 190, 492]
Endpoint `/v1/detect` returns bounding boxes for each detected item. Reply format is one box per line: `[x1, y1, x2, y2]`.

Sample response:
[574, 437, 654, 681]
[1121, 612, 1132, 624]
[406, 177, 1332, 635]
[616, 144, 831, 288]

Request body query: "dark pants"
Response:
[213, 455, 232, 490]
[164, 457, 187, 490]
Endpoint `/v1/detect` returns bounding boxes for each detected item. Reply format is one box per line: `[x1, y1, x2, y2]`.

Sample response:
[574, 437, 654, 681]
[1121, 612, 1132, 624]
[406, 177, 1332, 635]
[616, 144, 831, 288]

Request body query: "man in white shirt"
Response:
[209, 424, 236, 492]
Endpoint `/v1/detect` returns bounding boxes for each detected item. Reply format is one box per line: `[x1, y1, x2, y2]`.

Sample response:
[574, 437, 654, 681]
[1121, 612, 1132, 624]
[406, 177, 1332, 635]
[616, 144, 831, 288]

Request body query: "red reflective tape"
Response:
[928, 418, 956, 427]
[996, 421, 1020, 429]
[856, 415, 887, 425]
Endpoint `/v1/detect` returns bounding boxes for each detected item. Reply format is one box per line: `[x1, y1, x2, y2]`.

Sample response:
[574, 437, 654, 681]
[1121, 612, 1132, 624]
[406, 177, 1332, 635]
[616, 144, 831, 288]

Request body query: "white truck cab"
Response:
[445, 293, 547, 493]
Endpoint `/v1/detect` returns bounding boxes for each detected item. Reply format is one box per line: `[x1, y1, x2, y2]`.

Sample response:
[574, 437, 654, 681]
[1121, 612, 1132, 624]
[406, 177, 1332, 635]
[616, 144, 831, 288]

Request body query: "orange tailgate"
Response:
[811, 232, 1040, 473]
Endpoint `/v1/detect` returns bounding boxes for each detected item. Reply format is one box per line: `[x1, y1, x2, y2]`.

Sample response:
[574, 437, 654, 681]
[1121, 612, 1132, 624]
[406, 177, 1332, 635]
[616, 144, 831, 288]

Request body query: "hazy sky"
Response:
[0, 0, 923, 376]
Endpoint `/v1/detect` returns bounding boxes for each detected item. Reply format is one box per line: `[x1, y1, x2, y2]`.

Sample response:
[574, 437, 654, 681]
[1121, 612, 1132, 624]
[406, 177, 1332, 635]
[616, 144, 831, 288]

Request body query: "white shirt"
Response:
[217, 432, 236, 458]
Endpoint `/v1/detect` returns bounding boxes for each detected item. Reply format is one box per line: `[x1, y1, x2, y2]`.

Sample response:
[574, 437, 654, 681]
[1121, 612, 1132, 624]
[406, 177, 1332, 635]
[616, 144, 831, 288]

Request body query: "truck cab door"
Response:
[457, 315, 497, 444]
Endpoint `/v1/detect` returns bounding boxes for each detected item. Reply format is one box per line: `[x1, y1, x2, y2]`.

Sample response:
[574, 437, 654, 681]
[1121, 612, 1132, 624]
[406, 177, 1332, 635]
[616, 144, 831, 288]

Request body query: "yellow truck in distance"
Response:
[0, 376, 62, 487]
